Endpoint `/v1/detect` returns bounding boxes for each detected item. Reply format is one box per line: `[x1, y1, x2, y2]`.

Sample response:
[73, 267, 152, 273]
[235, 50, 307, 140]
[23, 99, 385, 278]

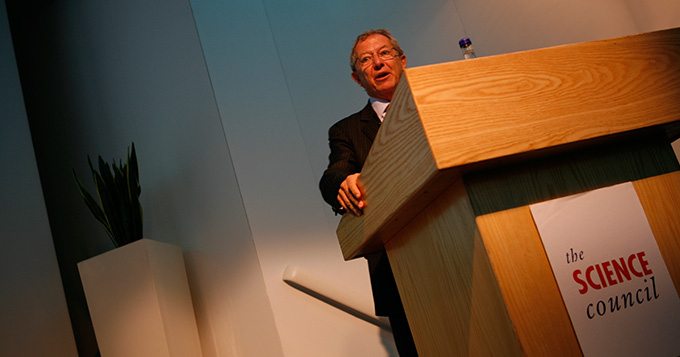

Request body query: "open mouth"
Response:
[375, 72, 390, 80]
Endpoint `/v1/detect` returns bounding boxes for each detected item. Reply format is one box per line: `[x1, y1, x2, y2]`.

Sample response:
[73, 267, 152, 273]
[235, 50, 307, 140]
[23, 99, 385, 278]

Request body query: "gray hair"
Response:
[350, 29, 404, 72]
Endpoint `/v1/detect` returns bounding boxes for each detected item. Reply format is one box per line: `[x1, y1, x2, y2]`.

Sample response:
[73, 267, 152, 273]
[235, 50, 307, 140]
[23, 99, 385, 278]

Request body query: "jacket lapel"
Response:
[359, 101, 381, 143]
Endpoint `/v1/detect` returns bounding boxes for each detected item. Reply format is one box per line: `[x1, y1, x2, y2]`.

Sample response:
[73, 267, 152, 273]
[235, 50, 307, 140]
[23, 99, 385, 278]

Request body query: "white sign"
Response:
[530, 182, 680, 356]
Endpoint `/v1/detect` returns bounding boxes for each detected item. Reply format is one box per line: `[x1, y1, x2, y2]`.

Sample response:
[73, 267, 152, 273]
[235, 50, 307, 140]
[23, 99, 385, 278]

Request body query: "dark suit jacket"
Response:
[319, 102, 379, 212]
[319, 101, 401, 317]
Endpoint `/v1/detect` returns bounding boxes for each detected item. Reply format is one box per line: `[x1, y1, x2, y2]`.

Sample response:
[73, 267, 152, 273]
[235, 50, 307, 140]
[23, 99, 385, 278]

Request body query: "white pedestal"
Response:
[78, 239, 203, 356]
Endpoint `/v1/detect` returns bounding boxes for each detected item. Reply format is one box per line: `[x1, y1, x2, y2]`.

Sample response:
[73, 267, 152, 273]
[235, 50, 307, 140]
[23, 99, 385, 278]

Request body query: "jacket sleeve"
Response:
[319, 122, 362, 214]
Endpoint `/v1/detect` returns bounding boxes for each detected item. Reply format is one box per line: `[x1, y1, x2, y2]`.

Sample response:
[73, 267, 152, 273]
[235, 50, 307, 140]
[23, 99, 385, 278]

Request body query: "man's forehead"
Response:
[355, 35, 391, 54]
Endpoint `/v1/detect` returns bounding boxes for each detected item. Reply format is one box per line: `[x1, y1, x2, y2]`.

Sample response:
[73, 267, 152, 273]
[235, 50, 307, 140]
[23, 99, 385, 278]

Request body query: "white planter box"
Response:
[78, 239, 203, 357]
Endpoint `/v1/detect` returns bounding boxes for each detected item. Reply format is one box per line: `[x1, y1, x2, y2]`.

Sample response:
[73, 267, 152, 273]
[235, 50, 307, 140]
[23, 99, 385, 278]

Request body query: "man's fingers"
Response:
[337, 191, 362, 217]
[337, 173, 364, 216]
[346, 173, 362, 198]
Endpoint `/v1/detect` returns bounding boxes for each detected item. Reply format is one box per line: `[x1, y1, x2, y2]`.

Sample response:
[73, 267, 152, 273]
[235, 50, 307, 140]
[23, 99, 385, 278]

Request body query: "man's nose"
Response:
[372, 54, 384, 68]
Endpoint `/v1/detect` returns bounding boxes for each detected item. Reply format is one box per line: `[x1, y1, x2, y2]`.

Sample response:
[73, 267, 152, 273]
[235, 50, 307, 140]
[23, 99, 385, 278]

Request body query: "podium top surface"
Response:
[337, 27, 680, 260]
[405, 28, 680, 171]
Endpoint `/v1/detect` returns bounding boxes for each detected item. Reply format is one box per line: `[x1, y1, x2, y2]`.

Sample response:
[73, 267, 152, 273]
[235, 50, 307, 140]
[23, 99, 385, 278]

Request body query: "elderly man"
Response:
[320, 29, 417, 356]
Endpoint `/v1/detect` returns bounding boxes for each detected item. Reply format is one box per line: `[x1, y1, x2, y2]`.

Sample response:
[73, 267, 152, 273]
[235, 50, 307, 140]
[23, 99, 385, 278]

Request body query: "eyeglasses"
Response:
[355, 48, 400, 68]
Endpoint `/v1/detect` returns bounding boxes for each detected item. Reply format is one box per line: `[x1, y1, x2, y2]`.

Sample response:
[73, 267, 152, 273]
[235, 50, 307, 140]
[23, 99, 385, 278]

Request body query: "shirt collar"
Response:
[369, 97, 390, 122]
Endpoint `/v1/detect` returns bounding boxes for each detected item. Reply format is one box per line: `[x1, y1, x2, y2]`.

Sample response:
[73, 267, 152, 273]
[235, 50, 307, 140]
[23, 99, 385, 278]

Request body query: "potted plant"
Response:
[73, 143, 202, 356]
[73, 142, 142, 247]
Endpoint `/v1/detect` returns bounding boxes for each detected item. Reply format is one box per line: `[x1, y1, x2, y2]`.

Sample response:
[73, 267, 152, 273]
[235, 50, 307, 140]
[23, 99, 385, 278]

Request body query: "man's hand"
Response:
[337, 173, 365, 216]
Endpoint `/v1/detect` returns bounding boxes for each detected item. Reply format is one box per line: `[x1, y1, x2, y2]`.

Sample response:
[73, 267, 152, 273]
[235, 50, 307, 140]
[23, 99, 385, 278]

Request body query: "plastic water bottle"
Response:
[459, 37, 477, 60]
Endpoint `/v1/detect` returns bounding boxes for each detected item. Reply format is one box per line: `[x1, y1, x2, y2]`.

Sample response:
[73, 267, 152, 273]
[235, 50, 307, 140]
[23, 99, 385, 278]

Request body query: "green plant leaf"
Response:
[113, 162, 134, 245]
[73, 143, 143, 248]
[73, 168, 115, 241]
[96, 159, 121, 245]
[128, 143, 143, 240]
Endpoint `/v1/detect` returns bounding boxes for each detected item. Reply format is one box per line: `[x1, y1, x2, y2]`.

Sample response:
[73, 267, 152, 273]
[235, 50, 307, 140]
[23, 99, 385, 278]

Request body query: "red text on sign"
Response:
[572, 251, 653, 294]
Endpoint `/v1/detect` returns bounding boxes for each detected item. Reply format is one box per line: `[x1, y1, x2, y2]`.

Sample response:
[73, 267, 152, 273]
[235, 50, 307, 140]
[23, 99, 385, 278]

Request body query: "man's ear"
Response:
[351, 72, 363, 87]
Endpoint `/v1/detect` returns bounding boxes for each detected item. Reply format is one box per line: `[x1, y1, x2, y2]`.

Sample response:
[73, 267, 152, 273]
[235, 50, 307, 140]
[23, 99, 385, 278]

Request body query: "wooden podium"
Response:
[336, 27, 680, 356]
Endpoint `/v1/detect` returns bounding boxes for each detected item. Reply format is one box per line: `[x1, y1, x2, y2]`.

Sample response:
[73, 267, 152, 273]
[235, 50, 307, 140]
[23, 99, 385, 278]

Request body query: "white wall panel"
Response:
[188, 1, 393, 355]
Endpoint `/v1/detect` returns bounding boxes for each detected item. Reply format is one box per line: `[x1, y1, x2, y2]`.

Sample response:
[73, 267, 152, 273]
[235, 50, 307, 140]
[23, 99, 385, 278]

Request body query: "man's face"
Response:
[351, 34, 407, 101]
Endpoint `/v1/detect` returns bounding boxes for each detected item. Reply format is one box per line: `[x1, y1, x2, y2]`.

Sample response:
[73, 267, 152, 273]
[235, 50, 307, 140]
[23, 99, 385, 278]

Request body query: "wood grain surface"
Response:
[476, 207, 581, 356]
[386, 179, 522, 356]
[634, 171, 680, 296]
[406, 28, 680, 170]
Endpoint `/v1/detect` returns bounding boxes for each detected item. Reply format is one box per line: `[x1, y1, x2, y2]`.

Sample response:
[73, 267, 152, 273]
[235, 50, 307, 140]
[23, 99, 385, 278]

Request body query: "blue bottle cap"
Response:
[459, 37, 472, 47]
